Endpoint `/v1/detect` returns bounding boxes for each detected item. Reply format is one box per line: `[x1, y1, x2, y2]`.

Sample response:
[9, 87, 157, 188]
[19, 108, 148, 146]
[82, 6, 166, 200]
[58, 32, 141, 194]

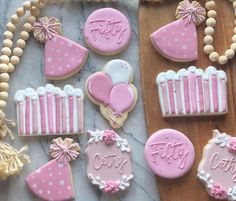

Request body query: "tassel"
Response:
[0, 111, 16, 140]
[0, 142, 30, 180]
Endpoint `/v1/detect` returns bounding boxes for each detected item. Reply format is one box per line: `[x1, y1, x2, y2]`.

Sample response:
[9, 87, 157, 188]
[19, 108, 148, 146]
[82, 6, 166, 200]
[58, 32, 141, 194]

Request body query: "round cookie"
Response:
[84, 8, 131, 55]
[144, 129, 195, 179]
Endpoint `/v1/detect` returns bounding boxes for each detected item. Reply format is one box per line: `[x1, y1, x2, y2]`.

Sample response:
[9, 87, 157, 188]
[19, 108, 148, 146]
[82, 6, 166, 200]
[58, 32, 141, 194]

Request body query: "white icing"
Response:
[103, 59, 133, 84]
[156, 66, 228, 117]
[14, 84, 84, 136]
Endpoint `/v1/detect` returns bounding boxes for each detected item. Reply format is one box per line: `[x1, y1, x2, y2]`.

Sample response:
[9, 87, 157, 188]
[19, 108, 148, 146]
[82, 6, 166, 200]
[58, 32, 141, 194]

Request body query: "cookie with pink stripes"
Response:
[33, 16, 88, 80]
[14, 84, 84, 136]
[26, 138, 80, 201]
[156, 66, 228, 117]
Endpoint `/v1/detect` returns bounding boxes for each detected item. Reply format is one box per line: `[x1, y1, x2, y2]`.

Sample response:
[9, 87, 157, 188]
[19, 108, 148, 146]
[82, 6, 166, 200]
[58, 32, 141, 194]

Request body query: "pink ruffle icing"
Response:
[210, 184, 227, 200]
[102, 130, 116, 145]
[104, 180, 120, 194]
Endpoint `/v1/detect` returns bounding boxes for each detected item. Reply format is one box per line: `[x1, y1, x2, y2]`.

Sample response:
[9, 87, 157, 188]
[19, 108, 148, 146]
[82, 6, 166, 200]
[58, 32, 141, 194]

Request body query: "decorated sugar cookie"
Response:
[84, 8, 131, 55]
[86, 59, 137, 129]
[150, 0, 206, 62]
[33, 16, 88, 80]
[26, 138, 80, 201]
[156, 66, 228, 117]
[86, 130, 134, 194]
[145, 129, 195, 179]
[14, 84, 84, 136]
[198, 130, 236, 200]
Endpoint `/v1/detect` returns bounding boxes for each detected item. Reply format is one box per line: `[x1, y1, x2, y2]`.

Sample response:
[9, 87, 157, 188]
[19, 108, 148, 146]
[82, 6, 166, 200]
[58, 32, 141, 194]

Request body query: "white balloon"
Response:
[103, 59, 133, 84]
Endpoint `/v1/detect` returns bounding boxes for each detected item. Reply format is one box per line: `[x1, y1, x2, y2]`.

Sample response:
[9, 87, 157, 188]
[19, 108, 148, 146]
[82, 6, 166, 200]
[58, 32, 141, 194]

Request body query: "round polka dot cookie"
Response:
[33, 16, 88, 80]
[84, 8, 131, 56]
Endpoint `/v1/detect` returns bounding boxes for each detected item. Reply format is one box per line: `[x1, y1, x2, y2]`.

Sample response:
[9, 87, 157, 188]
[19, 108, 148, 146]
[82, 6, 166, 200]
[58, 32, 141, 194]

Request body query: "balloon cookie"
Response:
[26, 138, 80, 201]
[145, 129, 195, 179]
[198, 130, 236, 200]
[150, 0, 206, 62]
[14, 84, 84, 136]
[86, 59, 137, 128]
[84, 8, 131, 55]
[156, 66, 228, 117]
[33, 16, 88, 80]
[86, 130, 134, 194]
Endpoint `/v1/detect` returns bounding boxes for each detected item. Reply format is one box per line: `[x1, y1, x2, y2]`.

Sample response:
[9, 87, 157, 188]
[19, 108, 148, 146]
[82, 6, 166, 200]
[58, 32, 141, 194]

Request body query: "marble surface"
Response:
[0, 0, 160, 201]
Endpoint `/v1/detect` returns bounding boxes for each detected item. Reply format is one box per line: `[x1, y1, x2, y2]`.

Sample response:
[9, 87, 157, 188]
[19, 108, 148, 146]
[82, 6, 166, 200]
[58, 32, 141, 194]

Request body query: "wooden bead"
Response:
[225, 49, 235, 59]
[0, 55, 9, 64]
[0, 64, 8, 73]
[31, 0, 40, 7]
[27, 15, 36, 23]
[219, 55, 228, 65]
[206, 18, 216, 27]
[37, 3, 45, 9]
[23, 1, 32, 10]
[233, 1, 236, 8]
[7, 63, 15, 73]
[3, 39, 13, 48]
[232, 35, 236, 43]
[1, 47, 11, 56]
[204, 35, 213, 45]
[23, 23, 32, 32]
[0, 82, 9, 91]
[209, 52, 219, 62]
[30, 7, 40, 17]
[16, 39, 26, 49]
[205, 27, 214, 35]
[16, 7, 25, 17]
[0, 73, 9, 82]
[231, 43, 236, 51]
[39, 0, 48, 3]
[3, 31, 13, 39]
[206, 1, 216, 10]
[0, 101, 6, 109]
[204, 45, 214, 54]
[6, 22, 16, 32]
[13, 47, 23, 57]
[11, 14, 20, 24]
[234, 27, 236, 34]
[208, 10, 217, 18]
[20, 31, 30, 40]
[0, 92, 8, 100]
[10, 56, 20, 65]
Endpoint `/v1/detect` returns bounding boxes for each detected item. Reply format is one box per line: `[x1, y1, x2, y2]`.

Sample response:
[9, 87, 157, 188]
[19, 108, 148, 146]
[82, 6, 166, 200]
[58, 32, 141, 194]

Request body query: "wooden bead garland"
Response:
[204, 0, 236, 65]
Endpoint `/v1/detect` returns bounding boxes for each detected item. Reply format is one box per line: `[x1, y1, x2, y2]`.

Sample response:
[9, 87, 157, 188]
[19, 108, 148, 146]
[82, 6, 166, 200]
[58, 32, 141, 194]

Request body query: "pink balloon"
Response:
[109, 84, 135, 115]
[87, 72, 113, 105]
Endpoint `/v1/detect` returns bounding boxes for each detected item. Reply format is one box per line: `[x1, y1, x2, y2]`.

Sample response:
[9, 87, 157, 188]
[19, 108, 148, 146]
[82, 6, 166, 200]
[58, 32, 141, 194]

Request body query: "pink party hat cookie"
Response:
[26, 138, 80, 201]
[150, 0, 206, 62]
[198, 130, 236, 200]
[33, 16, 88, 80]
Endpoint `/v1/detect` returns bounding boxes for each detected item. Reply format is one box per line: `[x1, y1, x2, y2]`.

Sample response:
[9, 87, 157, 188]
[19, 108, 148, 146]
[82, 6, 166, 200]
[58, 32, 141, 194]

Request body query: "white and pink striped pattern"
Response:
[14, 84, 84, 136]
[156, 66, 228, 117]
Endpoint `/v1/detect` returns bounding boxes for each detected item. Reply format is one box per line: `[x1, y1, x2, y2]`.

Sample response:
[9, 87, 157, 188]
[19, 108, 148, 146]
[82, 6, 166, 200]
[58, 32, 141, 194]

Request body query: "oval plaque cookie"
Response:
[145, 129, 195, 179]
[86, 130, 134, 194]
[198, 130, 236, 200]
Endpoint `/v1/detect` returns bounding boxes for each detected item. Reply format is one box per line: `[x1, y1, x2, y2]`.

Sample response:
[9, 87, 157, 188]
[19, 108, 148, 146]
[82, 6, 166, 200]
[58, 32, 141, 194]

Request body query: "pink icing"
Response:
[228, 138, 236, 153]
[39, 96, 46, 134]
[68, 96, 74, 133]
[108, 83, 134, 115]
[212, 74, 219, 112]
[32, 100, 38, 134]
[55, 95, 61, 134]
[87, 72, 113, 105]
[18, 102, 25, 135]
[144, 129, 195, 179]
[189, 73, 197, 113]
[25, 97, 31, 135]
[183, 76, 190, 113]
[61, 97, 67, 133]
[104, 181, 120, 194]
[84, 8, 131, 55]
[221, 78, 227, 112]
[197, 75, 204, 113]
[150, 19, 198, 62]
[45, 35, 88, 80]
[47, 93, 54, 133]
[102, 130, 116, 145]
[77, 98, 83, 133]
[175, 80, 182, 114]
[204, 79, 210, 112]
[160, 82, 169, 114]
[210, 184, 228, 200]
[167, 80, 175, 114]
[26, 160, 74, 201]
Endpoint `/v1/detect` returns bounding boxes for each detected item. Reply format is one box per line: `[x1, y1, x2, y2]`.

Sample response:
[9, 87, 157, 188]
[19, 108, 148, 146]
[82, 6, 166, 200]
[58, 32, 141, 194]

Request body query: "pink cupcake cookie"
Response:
[14, 84, 84, 136]
[86, 59, 137, 129]
[86, 130, 134, 194]
[33, 16, 88, 80]
[26, 138, 80, 201]
[198, 130, 236, 200]
[84, 8, 131, 55]
[150, 0, 206, 62]
[145, 129, 195, 179]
